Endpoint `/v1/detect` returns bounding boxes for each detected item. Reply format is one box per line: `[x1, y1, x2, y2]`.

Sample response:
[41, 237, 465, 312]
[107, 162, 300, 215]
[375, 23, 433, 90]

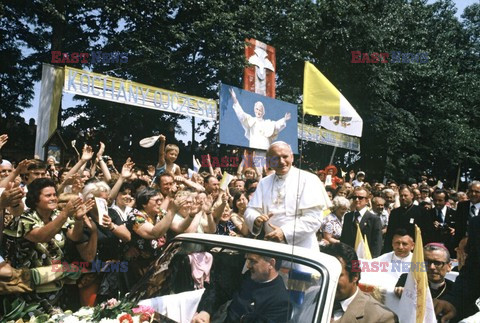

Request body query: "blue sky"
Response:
[21, 0, 477, 143]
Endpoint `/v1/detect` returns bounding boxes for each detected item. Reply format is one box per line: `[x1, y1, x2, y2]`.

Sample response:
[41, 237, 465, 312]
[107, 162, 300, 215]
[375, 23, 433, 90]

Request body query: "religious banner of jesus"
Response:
[219, 84, 298, 153]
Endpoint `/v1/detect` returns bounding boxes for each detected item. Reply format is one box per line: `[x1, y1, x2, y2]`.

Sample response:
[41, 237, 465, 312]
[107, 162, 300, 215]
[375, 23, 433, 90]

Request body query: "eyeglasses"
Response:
[352, 196, 366, 200]
[150, 198, 163, 203]
[425, 260, 447, 268]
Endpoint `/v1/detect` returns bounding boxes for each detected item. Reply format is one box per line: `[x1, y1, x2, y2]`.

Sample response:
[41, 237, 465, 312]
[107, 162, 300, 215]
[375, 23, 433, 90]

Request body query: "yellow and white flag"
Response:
[303, 62, 363, 137]
[219, 171, 234, 191]
[398, 225, 436, 323]
[354, 223, 372, 260]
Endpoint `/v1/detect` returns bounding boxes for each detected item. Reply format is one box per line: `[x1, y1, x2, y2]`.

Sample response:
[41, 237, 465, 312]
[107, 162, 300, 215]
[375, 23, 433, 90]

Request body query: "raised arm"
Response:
[96, 142, 112, 181]
[62, 145, 94, 180]
[0, 159, 30, 188]
[133, 197, 178, 239]
[157, 134, 166, 168]
[25, 199, 77, 243]
[108, 158, 135, 202]
[75, 215, 98, 262]
[174, 176, 205, 192]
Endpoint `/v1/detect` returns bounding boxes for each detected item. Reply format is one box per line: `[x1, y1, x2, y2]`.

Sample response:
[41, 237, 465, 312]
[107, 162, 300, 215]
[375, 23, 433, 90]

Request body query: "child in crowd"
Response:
[156, 134, 181, 177]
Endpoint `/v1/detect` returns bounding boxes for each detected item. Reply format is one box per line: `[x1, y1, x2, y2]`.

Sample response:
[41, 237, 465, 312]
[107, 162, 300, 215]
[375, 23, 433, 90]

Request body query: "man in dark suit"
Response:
[340, 187, 383, 257]
[434, 214, 480, 322]
[452, 181, 480, 265]
[383, 185, 434, 254]
[430, 189, 456, 256]
[193, 253, 290, 323]
[323, 243, 397, 322]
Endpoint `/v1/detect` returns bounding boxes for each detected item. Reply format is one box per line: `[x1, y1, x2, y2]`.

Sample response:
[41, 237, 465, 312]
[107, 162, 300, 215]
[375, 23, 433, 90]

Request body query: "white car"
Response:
[128, 233, 342, 323]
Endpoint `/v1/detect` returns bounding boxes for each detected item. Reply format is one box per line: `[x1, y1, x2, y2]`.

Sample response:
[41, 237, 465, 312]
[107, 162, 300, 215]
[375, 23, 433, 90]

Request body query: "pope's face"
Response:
[268, 144, 293, 175]
[254, 102, 265, 118]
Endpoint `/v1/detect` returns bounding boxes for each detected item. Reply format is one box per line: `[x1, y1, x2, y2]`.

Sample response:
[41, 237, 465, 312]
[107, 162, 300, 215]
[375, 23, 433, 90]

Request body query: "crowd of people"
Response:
[0, 132, 479, 322]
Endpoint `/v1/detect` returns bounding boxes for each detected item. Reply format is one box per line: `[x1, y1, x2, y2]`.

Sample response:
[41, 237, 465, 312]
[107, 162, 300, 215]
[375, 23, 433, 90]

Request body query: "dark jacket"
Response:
[383, 204, 434, 253]
[340, 209, 383, 258]
[396, 273, 453, 301]
[444, 215, 480, 320]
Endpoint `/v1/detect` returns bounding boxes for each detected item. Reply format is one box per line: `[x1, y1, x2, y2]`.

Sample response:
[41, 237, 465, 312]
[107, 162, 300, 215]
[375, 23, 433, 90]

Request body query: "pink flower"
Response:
[106, 298, 119, 308]
[132, 305, 155, 315]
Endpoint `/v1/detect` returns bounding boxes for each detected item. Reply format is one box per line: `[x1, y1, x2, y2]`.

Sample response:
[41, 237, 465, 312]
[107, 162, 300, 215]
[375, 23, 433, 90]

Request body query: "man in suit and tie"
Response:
[340, 187, 383, 257]
[323, 243, 398, 322]
[430, 189, 456, 256]
[453, 181, 480, 266]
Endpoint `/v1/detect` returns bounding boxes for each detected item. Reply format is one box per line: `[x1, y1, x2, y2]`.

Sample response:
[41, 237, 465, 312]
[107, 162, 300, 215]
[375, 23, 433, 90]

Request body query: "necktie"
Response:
[354, 211, 360, 225]
[331, 300, 344, 321]
[437, 209, 443, 223]
[471, 205, 477, 218]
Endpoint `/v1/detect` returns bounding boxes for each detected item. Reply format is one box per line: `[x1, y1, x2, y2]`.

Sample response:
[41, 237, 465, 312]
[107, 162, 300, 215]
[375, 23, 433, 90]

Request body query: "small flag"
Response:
[219, 171, 234, 191]
[398, 225, 436, 323]
[354, 223, 372, 259]
[193, 155, 201, 173]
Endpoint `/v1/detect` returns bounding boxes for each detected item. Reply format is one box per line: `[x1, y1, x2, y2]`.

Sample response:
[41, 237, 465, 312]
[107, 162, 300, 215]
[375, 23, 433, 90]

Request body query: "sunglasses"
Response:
[352, 196, 366, 200]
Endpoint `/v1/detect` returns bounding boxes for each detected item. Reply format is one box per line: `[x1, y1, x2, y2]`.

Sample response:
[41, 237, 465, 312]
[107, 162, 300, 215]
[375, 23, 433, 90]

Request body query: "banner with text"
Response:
[63, 66, 218, 120]
[299, 124, 360, 152]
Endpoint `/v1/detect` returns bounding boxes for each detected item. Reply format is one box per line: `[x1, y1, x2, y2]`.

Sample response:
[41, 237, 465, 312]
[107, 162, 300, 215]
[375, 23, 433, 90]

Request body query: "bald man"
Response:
[245, 141, 331, 252]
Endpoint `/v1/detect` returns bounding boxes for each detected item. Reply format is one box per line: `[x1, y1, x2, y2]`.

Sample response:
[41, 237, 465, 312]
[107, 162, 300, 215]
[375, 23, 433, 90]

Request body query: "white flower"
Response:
[63, 316, 81, 323]
[74, 307, 94, 318]
[99, 319, 118, 323]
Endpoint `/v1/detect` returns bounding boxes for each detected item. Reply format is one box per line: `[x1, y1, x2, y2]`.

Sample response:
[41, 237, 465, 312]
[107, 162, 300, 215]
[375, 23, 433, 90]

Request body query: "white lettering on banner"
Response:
[64, 66, 217, 120]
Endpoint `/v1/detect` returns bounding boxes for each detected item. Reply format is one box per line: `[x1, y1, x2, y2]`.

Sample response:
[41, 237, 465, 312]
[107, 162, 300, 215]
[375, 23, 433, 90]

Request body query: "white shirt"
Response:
[332, 288, 359, 321]
[353, 206, 369, 224]
[470, 202, 480, 217]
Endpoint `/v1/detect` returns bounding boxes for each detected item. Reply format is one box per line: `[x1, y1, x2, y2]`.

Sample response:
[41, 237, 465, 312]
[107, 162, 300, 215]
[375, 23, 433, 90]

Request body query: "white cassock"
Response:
[245, 167, 332, 252]
[232, 101, 287, 150]
[372, 251, 413, 281]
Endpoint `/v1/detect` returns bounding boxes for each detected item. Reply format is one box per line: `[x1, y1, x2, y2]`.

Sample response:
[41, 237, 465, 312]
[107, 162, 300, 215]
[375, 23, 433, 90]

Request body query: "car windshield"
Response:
[127, 236, 328, 323]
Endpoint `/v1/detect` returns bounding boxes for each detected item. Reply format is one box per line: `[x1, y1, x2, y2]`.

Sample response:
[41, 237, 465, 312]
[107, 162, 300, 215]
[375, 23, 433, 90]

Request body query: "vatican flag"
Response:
[303, 62, 363, 137]
[354, 223, 372, 260]
[398, 225, 436, 323]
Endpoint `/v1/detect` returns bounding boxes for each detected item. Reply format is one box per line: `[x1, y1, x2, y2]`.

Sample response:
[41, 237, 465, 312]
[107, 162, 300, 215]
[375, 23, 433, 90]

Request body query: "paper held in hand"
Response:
[95, 197, 109, 226]
[139, 135, 161, 148]
[219, 171, 234, 191]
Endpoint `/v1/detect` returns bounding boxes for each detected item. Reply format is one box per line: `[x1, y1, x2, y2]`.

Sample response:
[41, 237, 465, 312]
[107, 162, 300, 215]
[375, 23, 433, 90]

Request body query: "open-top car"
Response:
[127, 233, 342, 323]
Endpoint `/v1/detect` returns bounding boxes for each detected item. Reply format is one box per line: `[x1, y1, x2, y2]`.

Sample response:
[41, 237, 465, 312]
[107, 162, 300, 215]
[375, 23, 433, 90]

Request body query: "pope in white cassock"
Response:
[229, 88, 291, 150]
[244, 141, 331, 252]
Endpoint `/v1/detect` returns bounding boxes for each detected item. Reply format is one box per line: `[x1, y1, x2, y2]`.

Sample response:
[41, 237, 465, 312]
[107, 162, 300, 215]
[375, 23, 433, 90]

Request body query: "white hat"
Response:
[139, 135, 161, 148]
